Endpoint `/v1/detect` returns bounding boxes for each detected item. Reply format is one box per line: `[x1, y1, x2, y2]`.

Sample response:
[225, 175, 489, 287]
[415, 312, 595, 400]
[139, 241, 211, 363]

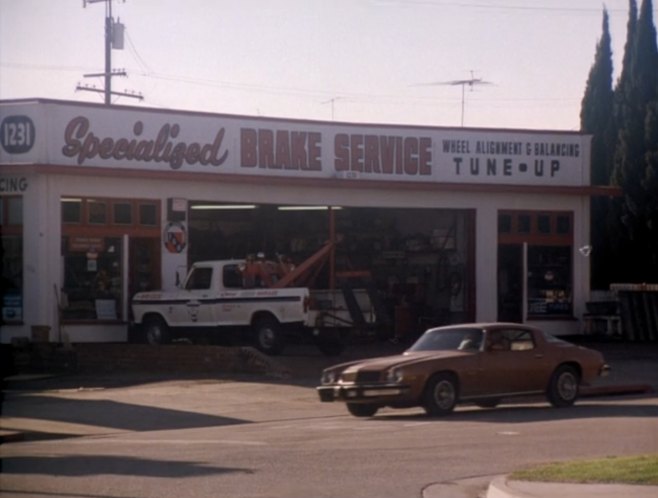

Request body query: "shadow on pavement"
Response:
[2, 395, 246, 441]
[375, 397, 658, 423]
[1, 454, 253, 477]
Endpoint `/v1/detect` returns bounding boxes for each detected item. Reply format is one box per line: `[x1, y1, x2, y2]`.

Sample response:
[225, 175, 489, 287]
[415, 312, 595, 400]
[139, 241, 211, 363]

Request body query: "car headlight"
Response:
[386, 369, 404, 383]
[321, 370, 338, 385]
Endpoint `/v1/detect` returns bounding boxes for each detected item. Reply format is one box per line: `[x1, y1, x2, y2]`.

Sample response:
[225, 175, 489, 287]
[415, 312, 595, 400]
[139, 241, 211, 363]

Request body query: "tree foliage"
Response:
[582, 0, 658, 285]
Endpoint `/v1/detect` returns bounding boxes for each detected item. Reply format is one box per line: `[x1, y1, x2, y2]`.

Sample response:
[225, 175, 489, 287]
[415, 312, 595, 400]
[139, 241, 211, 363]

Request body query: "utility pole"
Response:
[77, 0, 143, 104]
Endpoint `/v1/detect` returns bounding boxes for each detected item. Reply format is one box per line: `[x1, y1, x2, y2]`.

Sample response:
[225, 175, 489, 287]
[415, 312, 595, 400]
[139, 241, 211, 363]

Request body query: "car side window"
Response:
[506, 329, 535, 351]
[185, 267, 213, 290]
[486, 330, 511, 351]
[223, 264, 243, 289]
[486, 329, 535, 351]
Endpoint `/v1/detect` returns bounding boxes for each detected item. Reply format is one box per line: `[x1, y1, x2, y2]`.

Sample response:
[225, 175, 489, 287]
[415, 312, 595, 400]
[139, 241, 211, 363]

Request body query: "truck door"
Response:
[182, 266, 216, 325]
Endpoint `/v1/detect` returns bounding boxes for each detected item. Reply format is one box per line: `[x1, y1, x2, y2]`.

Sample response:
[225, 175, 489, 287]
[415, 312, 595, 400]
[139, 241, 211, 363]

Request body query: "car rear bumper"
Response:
[317, 383, 411, 403]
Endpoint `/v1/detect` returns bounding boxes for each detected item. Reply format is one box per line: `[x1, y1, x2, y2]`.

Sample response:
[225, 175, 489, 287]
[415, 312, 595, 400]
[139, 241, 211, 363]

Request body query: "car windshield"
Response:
[407, 327, 484, 352]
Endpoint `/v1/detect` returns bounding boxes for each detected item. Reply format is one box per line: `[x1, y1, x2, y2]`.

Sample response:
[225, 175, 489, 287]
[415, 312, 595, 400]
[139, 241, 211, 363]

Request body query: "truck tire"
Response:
[253, 317, 284, 355]
[144, 316, 171, 345]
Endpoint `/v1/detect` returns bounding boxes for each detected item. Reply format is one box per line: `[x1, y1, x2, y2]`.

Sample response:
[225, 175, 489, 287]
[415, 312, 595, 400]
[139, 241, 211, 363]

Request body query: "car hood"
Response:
[339, 350, 469, 373]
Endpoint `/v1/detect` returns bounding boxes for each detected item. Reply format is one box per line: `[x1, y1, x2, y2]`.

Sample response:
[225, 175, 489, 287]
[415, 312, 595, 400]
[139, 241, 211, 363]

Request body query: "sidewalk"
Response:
[486, 476, 658, 498]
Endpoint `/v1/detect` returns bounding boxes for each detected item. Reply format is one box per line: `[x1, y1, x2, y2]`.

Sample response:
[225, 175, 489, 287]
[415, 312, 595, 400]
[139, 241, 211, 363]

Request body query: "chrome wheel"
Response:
[548, 365, 580, 407]
[423, 374, 458, 416]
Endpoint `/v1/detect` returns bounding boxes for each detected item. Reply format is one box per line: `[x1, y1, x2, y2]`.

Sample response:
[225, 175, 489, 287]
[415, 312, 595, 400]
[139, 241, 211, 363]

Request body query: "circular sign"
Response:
[164, 222, 187, 253]
[1, 115, 36, 154]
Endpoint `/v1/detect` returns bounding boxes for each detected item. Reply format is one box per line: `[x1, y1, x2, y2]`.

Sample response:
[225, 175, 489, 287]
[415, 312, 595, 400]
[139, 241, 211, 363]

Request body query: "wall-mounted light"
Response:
[277, 206, 343, 211]
[190, 204, 257, 210]
[578, 245, 592, 257]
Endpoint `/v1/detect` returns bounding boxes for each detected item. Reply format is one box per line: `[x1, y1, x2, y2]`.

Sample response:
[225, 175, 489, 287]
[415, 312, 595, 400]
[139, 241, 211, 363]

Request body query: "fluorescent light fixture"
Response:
[277, 206, 343, 211]
[191, 204, 257, 210]
[61, 198, 82, 203]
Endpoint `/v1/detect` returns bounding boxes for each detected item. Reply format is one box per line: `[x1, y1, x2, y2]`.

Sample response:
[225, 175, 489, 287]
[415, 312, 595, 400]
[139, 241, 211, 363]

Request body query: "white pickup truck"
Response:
[131, 260, 378, 355]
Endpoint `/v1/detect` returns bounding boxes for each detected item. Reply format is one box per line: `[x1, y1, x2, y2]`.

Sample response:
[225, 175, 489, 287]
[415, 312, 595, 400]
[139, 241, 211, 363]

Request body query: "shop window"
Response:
[60, 197, 161, 322]
[498, 214, 512, 234]
[62, 199, 82, 224]
[88, 200, 107, 225]
[113, 202, 132, 225]
[497, 210, 574, 321]
[7, 197, 23, 225]
[537, 215, 551, 234]
[139, 203, 157, 226]
[527, 246, 572, 317]
[557, 215, 571, 234]
[2, 196, 23, 323]
[61, 236, 122, 321]
[518, 215, 531, 233]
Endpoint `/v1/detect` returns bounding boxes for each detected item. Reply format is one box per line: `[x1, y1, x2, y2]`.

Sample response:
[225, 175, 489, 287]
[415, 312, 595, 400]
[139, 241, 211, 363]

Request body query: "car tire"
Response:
[547, 365, 580, 407]
[423, 373, 459, 416]
[144, 316, 171, 345]
[253, 317, 285, 355]
[347, 403, 378, 418]
[475, 398, 501, 408]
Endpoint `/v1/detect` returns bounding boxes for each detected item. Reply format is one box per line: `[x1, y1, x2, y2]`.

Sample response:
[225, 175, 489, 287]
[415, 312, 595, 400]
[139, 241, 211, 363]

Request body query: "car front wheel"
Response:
[547, 365, 580, 407]
[423, 373, 459, 416]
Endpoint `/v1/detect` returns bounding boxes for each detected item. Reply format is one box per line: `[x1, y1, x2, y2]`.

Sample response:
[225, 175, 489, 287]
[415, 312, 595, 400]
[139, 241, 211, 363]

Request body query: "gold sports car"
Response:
[317, 322, 610, 417]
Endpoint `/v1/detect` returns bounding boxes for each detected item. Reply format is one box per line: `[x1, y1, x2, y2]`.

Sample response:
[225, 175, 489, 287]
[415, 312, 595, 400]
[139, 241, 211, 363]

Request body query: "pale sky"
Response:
[0, 0, 652, 130]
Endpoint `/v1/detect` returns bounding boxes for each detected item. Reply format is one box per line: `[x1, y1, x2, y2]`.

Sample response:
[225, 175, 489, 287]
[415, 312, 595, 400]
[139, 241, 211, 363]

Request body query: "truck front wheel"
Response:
[144, 316, 171, 345]
[253, 317, 284, 355]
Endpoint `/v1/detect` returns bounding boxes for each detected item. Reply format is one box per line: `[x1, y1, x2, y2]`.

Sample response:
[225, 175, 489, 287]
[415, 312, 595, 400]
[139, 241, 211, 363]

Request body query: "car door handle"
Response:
[534, 353, 544, 359]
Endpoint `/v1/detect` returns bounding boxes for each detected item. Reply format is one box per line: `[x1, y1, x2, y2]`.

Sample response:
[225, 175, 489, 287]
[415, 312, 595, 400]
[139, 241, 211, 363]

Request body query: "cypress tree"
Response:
[580, 9, 615, 288]
[581, 8, 615, 185]
[611, 0, 658, 281]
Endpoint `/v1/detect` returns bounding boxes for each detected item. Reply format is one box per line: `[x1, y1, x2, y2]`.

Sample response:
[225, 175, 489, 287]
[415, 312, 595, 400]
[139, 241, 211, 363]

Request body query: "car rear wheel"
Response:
[144, 316, 171, 345]
[547, 365, 580, 407]
[347, 403, 378, 417]
[423, 373, 459, 416]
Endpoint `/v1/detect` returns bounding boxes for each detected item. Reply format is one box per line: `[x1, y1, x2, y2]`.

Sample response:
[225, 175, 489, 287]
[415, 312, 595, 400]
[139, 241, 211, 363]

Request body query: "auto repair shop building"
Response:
[0, 98, 606, 344]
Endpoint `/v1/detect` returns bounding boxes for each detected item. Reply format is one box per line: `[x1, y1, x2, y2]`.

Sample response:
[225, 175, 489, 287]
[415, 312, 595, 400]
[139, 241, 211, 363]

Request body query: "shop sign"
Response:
[69, 236, 105, 252]
[1, 115, 36, 154]
[2, 291, 23, 322]
[0, 176, 28, 193]
[163, 221, 187, 253]
[1, 102, 591, 187]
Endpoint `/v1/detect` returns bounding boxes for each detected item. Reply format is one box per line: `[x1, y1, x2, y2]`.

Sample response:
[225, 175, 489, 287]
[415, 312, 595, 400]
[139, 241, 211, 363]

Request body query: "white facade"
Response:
[0, 99, 594, 343]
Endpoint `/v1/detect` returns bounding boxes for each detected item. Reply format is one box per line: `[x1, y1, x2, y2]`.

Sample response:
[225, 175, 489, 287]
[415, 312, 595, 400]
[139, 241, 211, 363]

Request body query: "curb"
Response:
[487, 476, 523, 498]
[486, 475, 658, 498]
